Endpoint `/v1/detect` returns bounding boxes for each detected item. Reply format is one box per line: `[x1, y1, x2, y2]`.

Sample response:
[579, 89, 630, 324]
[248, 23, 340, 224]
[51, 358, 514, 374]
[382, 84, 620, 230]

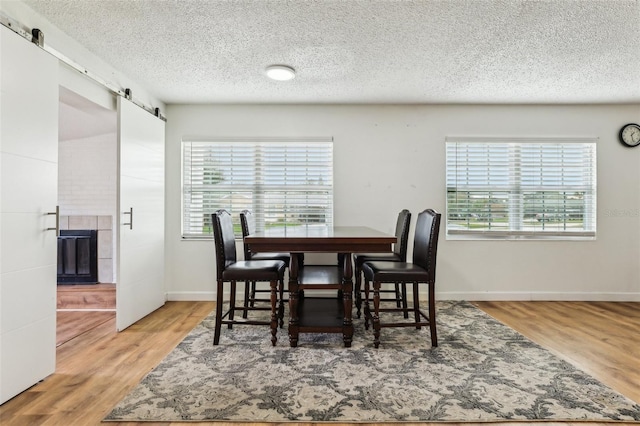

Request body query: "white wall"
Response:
[58, 133, 117, 217]
[165, 103, 640, 301]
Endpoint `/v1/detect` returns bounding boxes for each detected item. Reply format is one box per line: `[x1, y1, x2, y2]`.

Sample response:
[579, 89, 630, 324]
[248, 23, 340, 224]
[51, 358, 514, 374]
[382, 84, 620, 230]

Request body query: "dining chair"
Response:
[239, 210, 290, 323]
[212, 209, 286, 346]
[362, 209, 441, 348]
[353, 209, 411, 318]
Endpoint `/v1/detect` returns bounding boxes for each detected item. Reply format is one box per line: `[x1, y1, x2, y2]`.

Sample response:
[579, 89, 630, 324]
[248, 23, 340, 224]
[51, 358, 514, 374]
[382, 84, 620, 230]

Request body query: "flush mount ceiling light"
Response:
[265, 65, 296, 81]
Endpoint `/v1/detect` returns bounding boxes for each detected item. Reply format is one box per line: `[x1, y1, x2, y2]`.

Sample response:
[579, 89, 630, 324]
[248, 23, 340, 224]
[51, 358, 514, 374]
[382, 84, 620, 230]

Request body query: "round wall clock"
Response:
[619, 123, 640, 147]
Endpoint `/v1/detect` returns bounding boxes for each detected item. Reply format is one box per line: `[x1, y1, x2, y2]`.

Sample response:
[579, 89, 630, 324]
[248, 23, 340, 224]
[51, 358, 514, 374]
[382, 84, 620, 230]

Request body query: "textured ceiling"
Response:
[22, 0, 640, 105]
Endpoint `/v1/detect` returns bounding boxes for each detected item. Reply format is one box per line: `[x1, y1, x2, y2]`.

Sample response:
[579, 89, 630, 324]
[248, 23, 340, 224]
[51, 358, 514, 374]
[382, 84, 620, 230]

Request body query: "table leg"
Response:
[288, 252, 299, 347]
[341, 252, 353, 348]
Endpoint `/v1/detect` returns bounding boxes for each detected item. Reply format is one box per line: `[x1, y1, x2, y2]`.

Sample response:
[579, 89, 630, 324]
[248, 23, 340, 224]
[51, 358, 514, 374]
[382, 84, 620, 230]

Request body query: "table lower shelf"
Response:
[298, 265, 342, 289]
[296, 297, 344, 332]
[289, 264, 353, 346]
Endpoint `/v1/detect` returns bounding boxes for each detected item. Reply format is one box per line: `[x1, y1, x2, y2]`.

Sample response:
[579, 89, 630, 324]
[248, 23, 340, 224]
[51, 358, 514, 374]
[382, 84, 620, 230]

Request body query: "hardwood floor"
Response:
[56, 311, 115, 346]
[57, 283, 116, 310]
[56, 283, 116, 346]
[0, 300, 638, 426]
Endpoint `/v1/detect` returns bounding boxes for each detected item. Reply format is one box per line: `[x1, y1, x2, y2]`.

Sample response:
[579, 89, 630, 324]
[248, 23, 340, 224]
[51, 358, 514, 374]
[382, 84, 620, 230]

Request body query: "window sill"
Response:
[446, 232, 596, 241]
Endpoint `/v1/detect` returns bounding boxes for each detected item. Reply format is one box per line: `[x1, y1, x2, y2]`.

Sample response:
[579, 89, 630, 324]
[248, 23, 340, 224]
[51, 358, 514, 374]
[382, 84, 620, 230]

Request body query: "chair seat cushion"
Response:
[362, 261, 429, 282]
[250, 252, 290, 264]
[354, 252, 401, 267]
[222, 260, 286, 280]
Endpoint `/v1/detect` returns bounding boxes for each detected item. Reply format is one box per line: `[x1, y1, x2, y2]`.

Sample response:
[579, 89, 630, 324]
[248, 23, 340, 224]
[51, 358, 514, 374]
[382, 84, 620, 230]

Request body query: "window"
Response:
[445, 137, 597, 239]
[182, 138, 333, 238]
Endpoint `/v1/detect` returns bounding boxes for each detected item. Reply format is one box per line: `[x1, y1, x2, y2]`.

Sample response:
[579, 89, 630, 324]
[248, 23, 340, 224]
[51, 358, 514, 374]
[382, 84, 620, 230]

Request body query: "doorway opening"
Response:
[56, 86, 117, 346]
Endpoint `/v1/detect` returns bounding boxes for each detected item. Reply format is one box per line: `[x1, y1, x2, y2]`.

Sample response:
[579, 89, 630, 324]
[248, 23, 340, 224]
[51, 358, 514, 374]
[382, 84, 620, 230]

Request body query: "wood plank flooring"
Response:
[56, 283, 117, 346]
[57, 283, 116, 310]
[56, 311, 115, 346]
[0, 300, 638, 426]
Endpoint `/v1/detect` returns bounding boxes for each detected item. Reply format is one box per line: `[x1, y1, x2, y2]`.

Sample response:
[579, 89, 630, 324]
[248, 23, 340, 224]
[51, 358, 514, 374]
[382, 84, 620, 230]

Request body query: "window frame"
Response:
[445, 136, 597, 241]
[181, 137, 334, 239]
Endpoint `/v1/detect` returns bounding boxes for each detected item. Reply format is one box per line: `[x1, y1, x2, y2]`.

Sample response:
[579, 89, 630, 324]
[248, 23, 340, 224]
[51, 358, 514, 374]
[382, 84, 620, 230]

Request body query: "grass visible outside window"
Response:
[446, 137, 597, 239]
[182, 138, 334, 238]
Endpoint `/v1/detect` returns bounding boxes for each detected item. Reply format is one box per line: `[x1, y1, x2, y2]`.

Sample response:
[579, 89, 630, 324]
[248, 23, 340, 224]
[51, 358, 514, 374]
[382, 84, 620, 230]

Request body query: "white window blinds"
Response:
[446, 137, 597, 239]
[182, 138, 334, 238]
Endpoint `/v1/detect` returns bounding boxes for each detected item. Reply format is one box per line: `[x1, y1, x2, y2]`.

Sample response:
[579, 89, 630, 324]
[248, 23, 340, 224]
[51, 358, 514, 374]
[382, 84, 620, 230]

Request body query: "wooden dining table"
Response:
[244, 225, 396, 347]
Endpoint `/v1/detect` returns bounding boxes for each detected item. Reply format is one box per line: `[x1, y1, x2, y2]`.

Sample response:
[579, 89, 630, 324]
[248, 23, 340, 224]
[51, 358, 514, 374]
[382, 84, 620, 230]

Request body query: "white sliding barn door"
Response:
[116, 97, 165, 331]
[0, 26, 59, 404]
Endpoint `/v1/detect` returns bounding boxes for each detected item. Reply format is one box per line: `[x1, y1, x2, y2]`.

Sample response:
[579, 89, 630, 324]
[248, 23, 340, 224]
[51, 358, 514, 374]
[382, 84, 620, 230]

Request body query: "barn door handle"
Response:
[46, 205, 59, 236]
[123, 207, 133, 230]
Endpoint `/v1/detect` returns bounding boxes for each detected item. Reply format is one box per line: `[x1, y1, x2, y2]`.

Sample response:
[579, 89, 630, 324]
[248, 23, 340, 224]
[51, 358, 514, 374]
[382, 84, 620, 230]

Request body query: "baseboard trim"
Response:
[166, 290, 640, 302]
[438, 291, 640, 302]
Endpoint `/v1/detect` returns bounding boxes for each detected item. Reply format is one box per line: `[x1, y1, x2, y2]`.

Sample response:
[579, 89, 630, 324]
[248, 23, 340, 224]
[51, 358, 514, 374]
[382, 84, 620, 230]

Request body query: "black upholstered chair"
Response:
[362, 209, 441, 348]
[212, 209, 286, 346]
[239, 210, 290, 322]
[353, 209, 411, 318]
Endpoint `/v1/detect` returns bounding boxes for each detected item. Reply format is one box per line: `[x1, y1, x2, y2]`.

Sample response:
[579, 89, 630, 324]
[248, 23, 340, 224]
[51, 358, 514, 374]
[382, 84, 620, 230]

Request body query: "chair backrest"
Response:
[239, 209, 254, 260]
[393, 209, 412, 261]
[412, 209, 441, 282]
[212, 209, 237, 279]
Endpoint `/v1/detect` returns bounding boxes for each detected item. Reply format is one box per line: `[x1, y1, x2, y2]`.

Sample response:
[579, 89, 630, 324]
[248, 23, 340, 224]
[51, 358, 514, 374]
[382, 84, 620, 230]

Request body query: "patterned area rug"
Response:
[105, 301, 640, 422]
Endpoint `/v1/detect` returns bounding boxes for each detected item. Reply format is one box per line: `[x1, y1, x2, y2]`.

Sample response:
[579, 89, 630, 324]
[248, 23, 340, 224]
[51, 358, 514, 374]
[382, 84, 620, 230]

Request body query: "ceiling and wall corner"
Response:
[19, 0, 640, 105]
[0, 0, 165, 111]
[59, 86, 116, 141]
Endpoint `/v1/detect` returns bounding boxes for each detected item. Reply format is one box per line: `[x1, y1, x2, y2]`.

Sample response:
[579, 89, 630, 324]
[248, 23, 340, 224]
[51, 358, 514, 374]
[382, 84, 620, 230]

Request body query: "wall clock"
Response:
[619, 123, 640, 147]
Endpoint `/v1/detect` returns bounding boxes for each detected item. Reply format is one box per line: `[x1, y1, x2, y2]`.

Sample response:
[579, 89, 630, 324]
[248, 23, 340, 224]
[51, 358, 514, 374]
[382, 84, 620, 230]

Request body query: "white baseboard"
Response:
[438, 291, 640, 302]
[166, 290, 640, 302]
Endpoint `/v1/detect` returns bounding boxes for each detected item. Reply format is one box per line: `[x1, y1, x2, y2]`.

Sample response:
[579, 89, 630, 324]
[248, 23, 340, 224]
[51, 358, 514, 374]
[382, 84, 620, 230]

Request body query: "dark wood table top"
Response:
[244, 225, 396, 253]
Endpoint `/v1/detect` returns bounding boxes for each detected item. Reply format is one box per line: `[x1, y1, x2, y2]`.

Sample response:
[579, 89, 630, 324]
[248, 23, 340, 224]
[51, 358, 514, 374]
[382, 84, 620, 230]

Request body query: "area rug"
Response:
[104, 301, 640, 422]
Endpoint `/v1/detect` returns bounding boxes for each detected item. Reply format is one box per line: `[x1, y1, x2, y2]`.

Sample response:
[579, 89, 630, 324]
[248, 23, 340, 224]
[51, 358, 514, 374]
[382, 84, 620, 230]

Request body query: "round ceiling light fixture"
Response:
[265, 64, 296, 81]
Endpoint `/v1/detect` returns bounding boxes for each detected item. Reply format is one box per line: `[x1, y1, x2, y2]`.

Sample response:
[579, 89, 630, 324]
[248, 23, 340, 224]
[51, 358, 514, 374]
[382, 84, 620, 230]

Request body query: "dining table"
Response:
[244, 225, 396, 347]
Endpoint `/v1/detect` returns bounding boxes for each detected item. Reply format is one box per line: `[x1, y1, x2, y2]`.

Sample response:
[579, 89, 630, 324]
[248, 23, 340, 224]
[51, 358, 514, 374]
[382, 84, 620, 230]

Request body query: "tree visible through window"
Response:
[182, 138, 334, 238]
[445, 137, 597, 239]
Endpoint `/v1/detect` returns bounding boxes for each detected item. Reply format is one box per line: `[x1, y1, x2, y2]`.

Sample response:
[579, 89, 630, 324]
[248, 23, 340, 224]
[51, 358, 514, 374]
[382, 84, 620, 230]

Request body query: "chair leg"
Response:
[270, 280, 278, 346]
[363, 277, 371, 330]
[355, 265, 362, 318]
[429, 281, 438, 347]
[401, 282, 409, 318]
[394, 283, 401, 308]
[213, 279, 224, 345]
[228, 281, 236, 329]
[413, 282, 421, 330]
[242, 281, 250, 319]
[278, 278, 285, 328]
[250, 281, 257, 307]
[372, 280, 381, 348]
